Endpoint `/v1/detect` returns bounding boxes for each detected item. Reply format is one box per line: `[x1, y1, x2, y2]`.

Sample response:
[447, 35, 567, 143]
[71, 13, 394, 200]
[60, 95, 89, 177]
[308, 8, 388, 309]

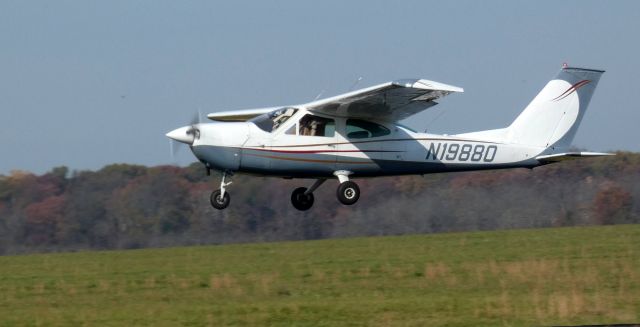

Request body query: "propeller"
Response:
[186, 111, 201, 141]
[167, 109, 203, 161]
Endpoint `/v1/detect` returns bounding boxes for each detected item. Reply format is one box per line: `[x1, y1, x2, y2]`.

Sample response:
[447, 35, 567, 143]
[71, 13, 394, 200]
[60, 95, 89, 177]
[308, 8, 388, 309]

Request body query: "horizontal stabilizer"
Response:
[536, 152, 614, 164]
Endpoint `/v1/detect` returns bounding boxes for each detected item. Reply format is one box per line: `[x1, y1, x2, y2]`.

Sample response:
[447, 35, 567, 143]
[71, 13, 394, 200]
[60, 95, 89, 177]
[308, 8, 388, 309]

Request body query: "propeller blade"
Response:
[187, 108, 202, 140]
[170, 139, 174, 158]
[190, 112, 200, 126]
[171, 139, 181, 158]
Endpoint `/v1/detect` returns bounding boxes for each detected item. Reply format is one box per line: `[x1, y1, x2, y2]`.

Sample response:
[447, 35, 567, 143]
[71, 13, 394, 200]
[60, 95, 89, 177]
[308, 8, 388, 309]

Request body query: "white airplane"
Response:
[167, 65, 610, 211]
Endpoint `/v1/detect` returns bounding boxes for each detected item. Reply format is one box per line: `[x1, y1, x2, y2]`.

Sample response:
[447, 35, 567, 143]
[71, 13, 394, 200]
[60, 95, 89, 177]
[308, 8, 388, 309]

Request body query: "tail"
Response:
[505, 66, 604, 149]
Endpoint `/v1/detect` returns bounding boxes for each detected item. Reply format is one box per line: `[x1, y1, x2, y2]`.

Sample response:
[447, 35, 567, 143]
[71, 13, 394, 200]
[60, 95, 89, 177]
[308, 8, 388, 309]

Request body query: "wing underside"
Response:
[206, 79, 463, 122]
[304, 79, 463, 121]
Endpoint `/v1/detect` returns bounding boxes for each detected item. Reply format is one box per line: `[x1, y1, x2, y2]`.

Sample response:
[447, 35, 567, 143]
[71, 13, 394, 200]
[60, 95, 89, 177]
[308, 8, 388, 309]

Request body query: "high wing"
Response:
[207, 107, 278, 122]
[302, 79, 463, 122]
[206, 79, 462, 122]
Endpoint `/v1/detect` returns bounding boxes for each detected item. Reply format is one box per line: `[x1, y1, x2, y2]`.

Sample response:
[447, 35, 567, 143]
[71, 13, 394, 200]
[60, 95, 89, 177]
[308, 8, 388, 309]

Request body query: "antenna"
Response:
[313, 89, 325, 101]
[424, 109, 447, 133]
[348, 77, 363, 92]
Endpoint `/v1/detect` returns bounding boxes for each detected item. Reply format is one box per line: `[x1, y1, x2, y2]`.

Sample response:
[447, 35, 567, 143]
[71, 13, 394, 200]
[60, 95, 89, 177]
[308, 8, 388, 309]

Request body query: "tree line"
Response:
[1, 152, 638, 255]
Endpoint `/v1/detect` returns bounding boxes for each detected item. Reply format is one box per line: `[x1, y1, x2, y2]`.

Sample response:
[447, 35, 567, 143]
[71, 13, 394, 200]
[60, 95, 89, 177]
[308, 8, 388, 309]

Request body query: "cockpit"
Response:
[250, 107, 298, 132]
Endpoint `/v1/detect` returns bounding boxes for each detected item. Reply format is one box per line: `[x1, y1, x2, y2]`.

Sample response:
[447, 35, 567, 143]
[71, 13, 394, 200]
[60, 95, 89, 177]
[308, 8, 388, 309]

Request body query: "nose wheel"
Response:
[210, 189, 230, 209]
[210, 172, 232, 210]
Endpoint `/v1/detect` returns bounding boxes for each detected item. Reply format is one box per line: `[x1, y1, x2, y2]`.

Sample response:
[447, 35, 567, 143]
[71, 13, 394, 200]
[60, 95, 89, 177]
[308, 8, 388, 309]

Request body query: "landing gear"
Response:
[337, 181, 360, 205]
[210, 171, 232, 210]
[290, 179, 325, 211]
[334, 170, 360, 205]
[210, 189, 230, 209]
[289, 172, 361, 210]
[208, 170, 361, 211]
[291, 187, 314, 211]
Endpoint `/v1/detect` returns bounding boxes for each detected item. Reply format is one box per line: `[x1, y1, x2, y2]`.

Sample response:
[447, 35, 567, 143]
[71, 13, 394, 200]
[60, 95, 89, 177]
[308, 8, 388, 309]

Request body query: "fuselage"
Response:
[189, 108, 545, 179]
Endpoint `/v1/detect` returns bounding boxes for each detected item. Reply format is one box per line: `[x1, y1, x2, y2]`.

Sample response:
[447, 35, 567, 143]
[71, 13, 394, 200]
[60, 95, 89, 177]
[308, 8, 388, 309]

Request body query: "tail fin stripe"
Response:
[552, 79, 591, 102]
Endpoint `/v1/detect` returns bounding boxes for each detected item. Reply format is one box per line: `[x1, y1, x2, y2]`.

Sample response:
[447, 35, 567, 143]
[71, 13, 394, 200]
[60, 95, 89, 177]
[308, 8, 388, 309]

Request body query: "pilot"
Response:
[300, 118, 320, 136]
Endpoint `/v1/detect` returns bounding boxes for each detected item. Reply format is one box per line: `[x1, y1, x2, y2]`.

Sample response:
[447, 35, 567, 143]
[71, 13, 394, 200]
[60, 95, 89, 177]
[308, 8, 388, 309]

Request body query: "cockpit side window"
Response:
[285, 124, 297, 135]
[298, 114, 335, 137]
[250, 108, 298, 132]
[345, 119, 390, 139]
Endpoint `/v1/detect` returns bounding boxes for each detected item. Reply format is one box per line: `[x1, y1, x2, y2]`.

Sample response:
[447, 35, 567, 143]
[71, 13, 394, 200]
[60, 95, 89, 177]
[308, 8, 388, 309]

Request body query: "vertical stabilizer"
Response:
[506, 67, 604, 150]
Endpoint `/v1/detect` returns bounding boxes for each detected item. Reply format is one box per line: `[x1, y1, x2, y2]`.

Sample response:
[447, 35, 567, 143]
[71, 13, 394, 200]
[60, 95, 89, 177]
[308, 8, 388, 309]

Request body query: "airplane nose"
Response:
[166, 126, 195, 145]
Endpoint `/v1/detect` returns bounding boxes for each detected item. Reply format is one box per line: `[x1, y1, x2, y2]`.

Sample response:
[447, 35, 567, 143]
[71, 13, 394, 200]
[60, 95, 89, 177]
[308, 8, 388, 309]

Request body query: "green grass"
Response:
[1, 225, 639, 326]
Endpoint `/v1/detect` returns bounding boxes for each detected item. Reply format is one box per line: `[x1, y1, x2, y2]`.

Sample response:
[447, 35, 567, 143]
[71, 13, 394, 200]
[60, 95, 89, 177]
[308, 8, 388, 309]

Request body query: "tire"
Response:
[291, 187, 314, 211]
[210, 189, 230, 210]
[337, 181, 360, 205]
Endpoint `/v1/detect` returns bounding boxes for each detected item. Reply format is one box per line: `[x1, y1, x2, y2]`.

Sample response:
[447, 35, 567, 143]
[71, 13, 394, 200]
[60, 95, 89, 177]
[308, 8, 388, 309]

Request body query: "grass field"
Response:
[0, 225, 639, 326]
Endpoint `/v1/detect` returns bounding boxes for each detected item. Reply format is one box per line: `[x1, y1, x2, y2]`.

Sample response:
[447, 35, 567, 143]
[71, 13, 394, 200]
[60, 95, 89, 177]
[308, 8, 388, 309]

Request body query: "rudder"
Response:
[506, 66, 604, 150]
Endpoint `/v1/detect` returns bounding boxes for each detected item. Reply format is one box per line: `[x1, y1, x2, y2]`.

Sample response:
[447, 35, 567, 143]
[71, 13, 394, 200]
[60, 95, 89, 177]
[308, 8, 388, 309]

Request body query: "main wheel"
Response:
[337, 181, 360, 205]
[291, 187, 314, 211]
[210, 189, 230, 210]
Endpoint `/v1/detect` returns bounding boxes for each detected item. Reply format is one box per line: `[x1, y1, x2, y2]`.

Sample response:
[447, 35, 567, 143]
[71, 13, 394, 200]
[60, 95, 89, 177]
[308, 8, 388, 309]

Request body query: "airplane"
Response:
[167, 65, 611, 211]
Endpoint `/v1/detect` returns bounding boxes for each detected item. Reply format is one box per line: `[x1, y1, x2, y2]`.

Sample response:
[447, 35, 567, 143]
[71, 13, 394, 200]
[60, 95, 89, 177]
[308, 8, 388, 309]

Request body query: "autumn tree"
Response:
[592, 183, 633, 225]
[23, 195, 66, 245]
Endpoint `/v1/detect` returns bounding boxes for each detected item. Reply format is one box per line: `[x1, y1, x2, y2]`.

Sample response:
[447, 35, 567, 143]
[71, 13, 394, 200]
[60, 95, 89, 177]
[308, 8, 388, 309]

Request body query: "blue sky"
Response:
[1, 1, 638, 174]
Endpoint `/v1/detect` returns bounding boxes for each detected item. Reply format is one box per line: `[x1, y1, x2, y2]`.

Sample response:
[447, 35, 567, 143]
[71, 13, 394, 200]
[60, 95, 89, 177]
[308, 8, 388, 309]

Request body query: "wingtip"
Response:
[393, 79, 464, 93]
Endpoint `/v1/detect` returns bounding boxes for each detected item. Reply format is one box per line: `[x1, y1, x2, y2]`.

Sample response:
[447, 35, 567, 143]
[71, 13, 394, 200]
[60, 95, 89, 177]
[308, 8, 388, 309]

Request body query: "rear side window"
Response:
[346, 119, 390, 139]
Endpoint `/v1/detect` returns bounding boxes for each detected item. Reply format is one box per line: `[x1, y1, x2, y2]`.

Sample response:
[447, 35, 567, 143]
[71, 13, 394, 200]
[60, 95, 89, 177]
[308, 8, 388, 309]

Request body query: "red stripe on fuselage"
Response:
[243, 148, 402, 154]
[264, 137, 499, 149]
[244, 153, 376, 164]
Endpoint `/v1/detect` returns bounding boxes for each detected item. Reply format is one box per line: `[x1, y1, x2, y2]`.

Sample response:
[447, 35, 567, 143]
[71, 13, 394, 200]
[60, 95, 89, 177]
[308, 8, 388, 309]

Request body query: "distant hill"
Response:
[0, 152, 638, 255]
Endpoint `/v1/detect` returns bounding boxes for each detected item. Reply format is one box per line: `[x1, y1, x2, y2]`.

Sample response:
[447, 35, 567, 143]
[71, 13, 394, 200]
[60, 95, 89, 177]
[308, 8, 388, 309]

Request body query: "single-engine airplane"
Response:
[167, 66, 611, 211]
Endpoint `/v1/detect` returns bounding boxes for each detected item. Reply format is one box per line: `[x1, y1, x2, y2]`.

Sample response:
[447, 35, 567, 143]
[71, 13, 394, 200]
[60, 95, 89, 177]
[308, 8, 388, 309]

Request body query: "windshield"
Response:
[250, 107, 298, 132]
